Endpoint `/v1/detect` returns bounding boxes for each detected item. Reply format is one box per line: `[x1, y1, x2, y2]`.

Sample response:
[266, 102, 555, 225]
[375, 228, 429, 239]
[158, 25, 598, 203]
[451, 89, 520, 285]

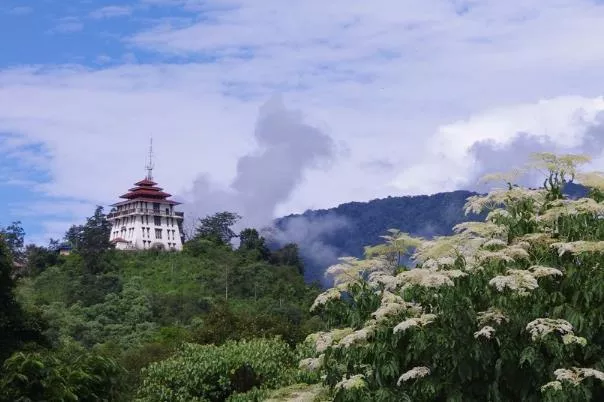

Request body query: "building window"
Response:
[155, 229, 162, 239]
[141, 228, 145, 238]
[154, 216, 161, 226]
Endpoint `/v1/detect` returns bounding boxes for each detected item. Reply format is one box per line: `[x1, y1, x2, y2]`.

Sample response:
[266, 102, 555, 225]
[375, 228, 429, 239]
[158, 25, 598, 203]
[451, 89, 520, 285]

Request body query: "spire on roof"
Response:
[145, 137, 154, 180]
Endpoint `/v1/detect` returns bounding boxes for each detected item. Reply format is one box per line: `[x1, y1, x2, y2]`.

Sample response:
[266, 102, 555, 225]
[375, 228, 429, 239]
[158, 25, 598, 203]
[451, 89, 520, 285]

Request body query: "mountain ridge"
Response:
[270, 182, 589, 283]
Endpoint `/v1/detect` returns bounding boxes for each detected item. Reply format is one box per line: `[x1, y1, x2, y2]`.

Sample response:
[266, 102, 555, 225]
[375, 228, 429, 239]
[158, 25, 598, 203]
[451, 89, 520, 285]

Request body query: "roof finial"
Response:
[145, 137, 154, 180]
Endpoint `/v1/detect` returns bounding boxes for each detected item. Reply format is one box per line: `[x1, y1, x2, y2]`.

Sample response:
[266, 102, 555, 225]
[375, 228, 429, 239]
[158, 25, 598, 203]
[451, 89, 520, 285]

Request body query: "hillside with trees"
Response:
[1, 152, 603, 401]
[0, 210, 322, 400]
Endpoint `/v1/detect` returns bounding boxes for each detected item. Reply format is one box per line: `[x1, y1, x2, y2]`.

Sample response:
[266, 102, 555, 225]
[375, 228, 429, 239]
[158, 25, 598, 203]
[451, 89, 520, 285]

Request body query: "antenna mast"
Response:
[146, 138, 154, 180]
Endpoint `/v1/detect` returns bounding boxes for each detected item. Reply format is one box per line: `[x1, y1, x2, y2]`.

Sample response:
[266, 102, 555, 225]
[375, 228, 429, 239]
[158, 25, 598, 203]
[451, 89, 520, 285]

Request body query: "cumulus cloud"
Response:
[3, 0, 604, 243]
[182, 95, 337, 230]
[390, 96, 604, 194]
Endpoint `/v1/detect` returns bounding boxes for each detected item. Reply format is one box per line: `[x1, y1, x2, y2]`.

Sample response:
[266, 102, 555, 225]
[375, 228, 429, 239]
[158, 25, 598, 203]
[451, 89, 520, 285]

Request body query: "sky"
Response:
[2, 0, 604, 245]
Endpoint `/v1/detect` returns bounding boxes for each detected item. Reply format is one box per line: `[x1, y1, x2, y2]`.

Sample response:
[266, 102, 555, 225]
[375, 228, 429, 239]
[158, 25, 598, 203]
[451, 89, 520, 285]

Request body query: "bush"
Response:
[0, 346, 125, 401]
[137, 337, 298, 401]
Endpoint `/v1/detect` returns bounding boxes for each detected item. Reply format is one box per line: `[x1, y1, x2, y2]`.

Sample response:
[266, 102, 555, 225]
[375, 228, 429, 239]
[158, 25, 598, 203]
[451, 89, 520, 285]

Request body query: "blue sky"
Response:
[2, 0, 604, 245]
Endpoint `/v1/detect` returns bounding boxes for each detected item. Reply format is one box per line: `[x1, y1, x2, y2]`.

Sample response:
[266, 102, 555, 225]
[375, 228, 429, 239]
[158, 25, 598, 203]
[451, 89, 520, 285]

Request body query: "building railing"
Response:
[107, 208, 184, 219]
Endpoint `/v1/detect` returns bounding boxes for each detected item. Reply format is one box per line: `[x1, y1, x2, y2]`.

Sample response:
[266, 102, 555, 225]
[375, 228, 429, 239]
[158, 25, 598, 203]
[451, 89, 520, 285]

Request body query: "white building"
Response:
[107, 145, 184, 251]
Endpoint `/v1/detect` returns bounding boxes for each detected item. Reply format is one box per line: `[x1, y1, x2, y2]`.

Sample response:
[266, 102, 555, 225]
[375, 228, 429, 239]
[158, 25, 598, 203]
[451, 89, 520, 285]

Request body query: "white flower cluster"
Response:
[368, 271, 399, 291]
[464, 187, 547, 215]
[397, 268, 466, 289]
[525, 318, 574, 341]
[371, 291, 421, 322]
[477, 245, 530, 264]
[393, 314, 437, 334]
[482, 238, 507, 249]
[486, 208, 511, 221]
[335, 374, 366, 391]
[473, 325, 496, 339]
[540, 381, 563, 392]
[550, 240, 604, 257]
[528, 265, 563, 278]
[396, 366, 430, 385]
[306, 328, 354, 353]
[453, 222, 508, 238]
[477, 308, 509, 325]
[489, 269, 539, 293]
[326, 256, 388, 286]
[298, 354, 324, 371]
[310, 288, 341, 312]
[552, 367, 604, 385]
[338, 325, 375, 348]
[536, 197, 604, 226]
[561, 334, 587, 346]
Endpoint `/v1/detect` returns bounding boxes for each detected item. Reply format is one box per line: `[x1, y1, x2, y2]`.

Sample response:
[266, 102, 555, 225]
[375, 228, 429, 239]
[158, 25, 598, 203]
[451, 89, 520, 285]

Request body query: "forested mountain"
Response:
[271, 190, 483, 283]
[271, 182, 589, 283]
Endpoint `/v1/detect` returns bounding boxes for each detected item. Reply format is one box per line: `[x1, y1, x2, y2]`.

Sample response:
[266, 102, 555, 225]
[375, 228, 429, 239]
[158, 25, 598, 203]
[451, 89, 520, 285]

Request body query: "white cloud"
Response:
[51, 17, 84, 34]
[390, 96, 604, 194]
[7, 6, 33, 16]
[89, 6, 132, 19]
[3, 0, 604, 243]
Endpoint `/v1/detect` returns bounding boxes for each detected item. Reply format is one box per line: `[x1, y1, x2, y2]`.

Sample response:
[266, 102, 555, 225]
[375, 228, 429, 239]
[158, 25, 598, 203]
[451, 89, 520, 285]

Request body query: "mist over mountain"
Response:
[268, 182, 589, 284]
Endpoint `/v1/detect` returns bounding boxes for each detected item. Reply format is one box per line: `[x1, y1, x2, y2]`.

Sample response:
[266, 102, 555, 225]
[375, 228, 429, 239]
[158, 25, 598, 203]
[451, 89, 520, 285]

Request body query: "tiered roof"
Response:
[111, 177, 181, 206]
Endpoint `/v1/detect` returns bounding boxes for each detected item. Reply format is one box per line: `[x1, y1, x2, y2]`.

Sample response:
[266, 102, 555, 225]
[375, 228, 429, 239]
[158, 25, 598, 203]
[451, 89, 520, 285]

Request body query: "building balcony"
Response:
[107, 208, 184, 220]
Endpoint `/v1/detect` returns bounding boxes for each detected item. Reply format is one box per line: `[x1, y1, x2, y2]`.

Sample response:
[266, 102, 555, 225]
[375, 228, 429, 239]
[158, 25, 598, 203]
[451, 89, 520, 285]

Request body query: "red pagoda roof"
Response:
[112, 177, 181, 205]
[134, 178, 158, 187]
[120, 188, 173, 199]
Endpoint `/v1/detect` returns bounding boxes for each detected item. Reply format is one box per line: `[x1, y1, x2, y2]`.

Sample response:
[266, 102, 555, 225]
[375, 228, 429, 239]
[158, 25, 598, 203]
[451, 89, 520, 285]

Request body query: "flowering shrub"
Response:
[301, 153, 604, 401]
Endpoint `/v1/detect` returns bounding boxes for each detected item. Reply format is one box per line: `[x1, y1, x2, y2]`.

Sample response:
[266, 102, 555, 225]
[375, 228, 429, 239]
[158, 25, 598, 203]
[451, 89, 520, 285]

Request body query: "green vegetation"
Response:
[298, 153, 604, 401]
[3, 151, 604, 401]
[1, 209, 322, 400]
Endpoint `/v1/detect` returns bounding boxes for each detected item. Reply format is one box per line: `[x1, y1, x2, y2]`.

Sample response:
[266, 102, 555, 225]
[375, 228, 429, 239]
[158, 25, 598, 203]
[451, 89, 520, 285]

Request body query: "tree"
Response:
[64, 206, 113, 275]
[24, 244, 59, 277]
[0, 235, 46, 363]
[1, 221, 25, 262]
[194, 211, 241, 245]
[238, 228, 271, 260]
[270, 243, 304, 275]
[298, 153, 604, 401]
[65, 206, 112, 253]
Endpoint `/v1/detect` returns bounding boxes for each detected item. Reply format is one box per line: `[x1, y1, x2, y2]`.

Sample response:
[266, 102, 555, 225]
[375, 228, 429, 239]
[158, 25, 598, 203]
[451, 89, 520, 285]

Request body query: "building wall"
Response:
[108, 200, 184, 251]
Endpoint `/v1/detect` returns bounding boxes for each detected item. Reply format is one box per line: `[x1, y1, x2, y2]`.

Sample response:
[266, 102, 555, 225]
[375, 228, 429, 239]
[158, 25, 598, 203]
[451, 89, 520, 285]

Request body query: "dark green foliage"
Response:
[238, 228, 271, 261]
[270, 243, 304, 275]
[0, 235, 47, 363]
[0, 345, 125, 401]
[0, 220, 25, 262]
[15, 211, 321, 399]
[65, 205, 113, 275]
[194, 211, 242, 245]
[24, 243, 60, 276]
